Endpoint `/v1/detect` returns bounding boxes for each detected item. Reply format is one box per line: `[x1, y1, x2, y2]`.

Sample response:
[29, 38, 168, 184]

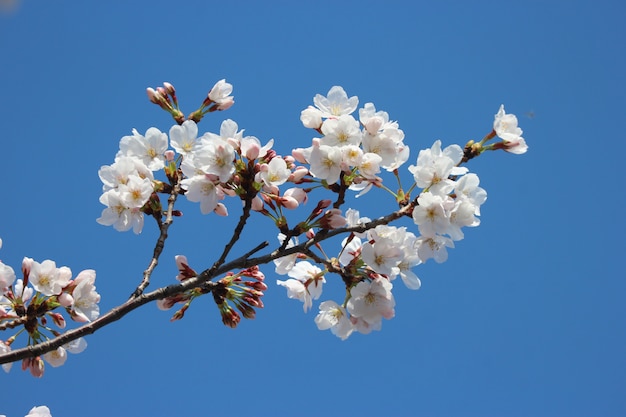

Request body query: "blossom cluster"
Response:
[95, 81, 525, 340]
[98, 79, 318, 234]
[0, 243, 95, 376]
[296, 86, 409, 195]
[271, 87, 526, 340]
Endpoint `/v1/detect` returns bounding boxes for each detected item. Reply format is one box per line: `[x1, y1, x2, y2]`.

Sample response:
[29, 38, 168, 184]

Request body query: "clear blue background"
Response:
[1, 1, 624, 416]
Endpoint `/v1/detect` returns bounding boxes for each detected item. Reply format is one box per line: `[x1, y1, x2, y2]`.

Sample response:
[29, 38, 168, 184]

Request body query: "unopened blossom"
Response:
[312, 86, 358, 118]
[13, 278, 33, 303]
[43, 346, 67, 368]
[289, 166, 309, 183]
[315, 300, 354, 340]
[214, 203, 228, 216]
[29, 260, 71, 296]
[320, 209, 347, 229]
[23, 356, 44, 378]
[300, 105, 323, 129]
[117, 127, 168, 171]
[282, 187, 308, 207]
[359, 102, 398, 135]
[175, 255, 197, 281]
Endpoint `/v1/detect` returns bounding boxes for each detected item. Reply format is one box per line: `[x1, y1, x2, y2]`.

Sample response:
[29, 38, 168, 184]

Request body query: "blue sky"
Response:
[1, 1, 624, 416]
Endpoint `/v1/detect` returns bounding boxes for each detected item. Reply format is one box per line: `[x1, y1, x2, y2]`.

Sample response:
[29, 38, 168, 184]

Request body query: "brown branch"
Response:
[0, 203, 413, 365]
[131, 175, 182, 298]
[0, 316, 27, 331]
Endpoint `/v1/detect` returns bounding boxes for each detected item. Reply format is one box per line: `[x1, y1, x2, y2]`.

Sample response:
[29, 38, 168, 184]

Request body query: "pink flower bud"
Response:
[50, 312, 66, 329]
[163, 82, 175, 95]
[164, 150, 175, 161]
[364, 117, 383, 135]
[321, 208, 347, 229]
[214, 203, 228, 216]
[244, 142, 260, 161]
[22, 257, 33, 278]
[284, 187, 307, 205]
[58, 293, 74, 307]
[278, 196, 299, 209]
[216, 98, 235, 111]
[175, 255, 197, 281]
[251, 196, 265, 211]
[288, 166, 309, 182]
[291, 148, 309, 164]
[146, 87, 159, 104]
[23, 357, 45, 378]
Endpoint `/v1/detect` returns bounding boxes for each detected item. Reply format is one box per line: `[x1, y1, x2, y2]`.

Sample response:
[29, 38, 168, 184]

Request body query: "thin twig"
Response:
[131, 174, 181, 298]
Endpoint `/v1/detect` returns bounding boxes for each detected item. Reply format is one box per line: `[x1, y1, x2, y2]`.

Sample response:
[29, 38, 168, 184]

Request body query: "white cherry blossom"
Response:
[315, 301, 354, 340]
[28, 260, 71, 297]
[312, 86, 358, 118]
[347, 278, 395, 328]
[308, 142, 343, 184]
[117, 127, 168, 171]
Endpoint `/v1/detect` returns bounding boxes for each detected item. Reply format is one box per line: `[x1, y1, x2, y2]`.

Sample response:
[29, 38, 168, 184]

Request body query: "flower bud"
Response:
[23, 356, 45, 378]
[288, 166, 309, 183]
[163, 82, 175, 95]
[58, 292, 74, 307]
[251, 196, 265, 211]
[214, 203, 228, 216]
[300, 106, 323, 129]
[49, 312, 66, 329]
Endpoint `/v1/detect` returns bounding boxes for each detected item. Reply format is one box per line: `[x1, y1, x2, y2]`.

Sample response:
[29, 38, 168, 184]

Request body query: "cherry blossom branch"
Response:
[0, 316, 27, 331]
[0, 203, 412, 365]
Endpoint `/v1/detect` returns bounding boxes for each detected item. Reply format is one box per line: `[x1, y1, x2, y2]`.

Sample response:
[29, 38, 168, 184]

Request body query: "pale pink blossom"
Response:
[315, 300, 354, 340]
